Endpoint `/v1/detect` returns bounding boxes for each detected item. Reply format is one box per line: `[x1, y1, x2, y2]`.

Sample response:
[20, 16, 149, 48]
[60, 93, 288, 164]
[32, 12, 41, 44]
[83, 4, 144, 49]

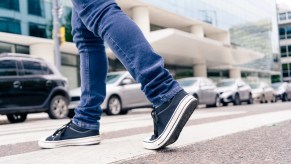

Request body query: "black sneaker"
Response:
[143, 90, 198, 150]
[38, 121, 100, 149]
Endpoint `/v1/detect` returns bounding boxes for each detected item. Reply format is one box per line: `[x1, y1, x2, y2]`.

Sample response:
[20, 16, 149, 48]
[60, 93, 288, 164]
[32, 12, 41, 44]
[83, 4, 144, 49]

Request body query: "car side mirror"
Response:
[121, 78, 132, 86]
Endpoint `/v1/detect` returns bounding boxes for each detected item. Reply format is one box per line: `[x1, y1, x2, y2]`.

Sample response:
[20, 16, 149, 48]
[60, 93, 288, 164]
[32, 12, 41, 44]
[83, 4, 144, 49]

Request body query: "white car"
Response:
[217, 79, 253, 106]
[69, 71, 151, 116]
[177, 77, 220, 108]
[250, 82, 276, 103]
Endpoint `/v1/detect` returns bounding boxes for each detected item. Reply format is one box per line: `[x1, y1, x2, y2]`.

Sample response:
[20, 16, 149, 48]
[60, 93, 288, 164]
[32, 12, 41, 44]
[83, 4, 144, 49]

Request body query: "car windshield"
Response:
[177, 79, 198, 87]
[107, 74, 123, 84]
[250, 83, 261, 89]
[217, 80, 235, 87]
[272, 83, 284, 90]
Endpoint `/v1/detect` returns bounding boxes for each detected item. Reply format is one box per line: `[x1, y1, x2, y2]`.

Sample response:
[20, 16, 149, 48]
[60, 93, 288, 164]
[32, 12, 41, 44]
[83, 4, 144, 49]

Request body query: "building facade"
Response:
[0, 0, 279, 89]
[278, 9, 291, 82]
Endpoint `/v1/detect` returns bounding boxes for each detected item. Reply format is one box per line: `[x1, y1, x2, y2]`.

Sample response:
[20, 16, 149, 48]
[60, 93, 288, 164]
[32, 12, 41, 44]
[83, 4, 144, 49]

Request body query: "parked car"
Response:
[177, 77, 220, 107]
[249, 82, 276, 103]
[0, 53, 69, 123]
[271, 82, 291, 102]
[69, 71, 151, 116]
[216, 79, 253, 106]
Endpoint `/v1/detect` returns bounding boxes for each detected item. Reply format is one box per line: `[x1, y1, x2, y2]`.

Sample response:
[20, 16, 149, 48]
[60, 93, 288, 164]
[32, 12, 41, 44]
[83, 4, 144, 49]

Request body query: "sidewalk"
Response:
[123, 120, 291, 164]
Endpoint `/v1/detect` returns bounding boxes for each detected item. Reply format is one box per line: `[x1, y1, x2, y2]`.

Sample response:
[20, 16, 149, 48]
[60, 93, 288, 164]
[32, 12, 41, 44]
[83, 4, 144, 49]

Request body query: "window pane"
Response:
[29, 23, 47, 38]
[22, 60, 43, 75]
[28, 0, 43, 16]
[0, 60, 17, 76]
[279, 13, 287, 21]
[288, 46, 291, 57]
[279, 27, 286, 40]
[0, 0, 19, 11]
[61, 53, 77, 66]
[281, 46, 287, 57]
[41, 64, 53, 75]
[282, 64, 288, 71]
[0, 17, 21, 34]
[286, 26, 291, 39]
[0, 42, 13, 53]
[288, 12, 291, 20]
[15, 45, 29, 54]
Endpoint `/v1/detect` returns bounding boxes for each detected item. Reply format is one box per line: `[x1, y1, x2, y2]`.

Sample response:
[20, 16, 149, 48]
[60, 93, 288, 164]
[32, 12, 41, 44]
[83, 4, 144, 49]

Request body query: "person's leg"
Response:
[72, 0, 181, 107]
[38, 8, 106, 148]
[72, 0, 198, 150]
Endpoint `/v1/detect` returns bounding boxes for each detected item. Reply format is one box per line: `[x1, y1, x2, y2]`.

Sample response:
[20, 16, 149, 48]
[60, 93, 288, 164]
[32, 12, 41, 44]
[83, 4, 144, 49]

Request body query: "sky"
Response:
[277, 0, 291, 8]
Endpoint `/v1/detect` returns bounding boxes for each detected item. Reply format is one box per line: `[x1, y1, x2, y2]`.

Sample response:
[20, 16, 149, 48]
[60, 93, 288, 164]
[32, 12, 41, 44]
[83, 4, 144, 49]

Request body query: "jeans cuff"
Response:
[153, 86, 183, 107]
[72, 119, 100, 130]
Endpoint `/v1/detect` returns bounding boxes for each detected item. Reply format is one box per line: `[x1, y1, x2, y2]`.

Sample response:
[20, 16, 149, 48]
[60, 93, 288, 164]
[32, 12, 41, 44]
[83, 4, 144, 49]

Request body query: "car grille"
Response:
[71, 96, 80, 101]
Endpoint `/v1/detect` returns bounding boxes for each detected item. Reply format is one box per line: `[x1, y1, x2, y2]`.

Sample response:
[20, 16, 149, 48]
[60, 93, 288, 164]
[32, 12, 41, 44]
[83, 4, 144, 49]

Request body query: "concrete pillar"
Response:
[229, 68, 241, 79]
[132, 6, 150, 35]
[30, 43, 55, 65]
[194, 63, 207, 77]
[190, 25, 204, 38]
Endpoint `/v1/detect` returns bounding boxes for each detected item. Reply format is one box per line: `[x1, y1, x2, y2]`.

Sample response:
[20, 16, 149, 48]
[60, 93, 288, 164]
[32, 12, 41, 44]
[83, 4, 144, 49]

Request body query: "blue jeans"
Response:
[71, 0, 182, 130]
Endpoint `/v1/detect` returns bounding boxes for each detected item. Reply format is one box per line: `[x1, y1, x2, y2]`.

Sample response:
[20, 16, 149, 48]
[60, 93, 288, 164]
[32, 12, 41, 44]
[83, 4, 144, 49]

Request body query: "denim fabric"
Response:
[72, 0, 182, 130]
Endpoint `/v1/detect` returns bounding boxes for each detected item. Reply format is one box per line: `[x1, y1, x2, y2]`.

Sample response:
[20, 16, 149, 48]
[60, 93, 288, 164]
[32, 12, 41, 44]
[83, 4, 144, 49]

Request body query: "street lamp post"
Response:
[52, 0, 62, 70]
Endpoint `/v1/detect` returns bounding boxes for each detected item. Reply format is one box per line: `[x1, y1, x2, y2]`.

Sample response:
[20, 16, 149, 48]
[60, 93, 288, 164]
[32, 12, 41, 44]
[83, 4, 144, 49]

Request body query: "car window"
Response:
[41, 63, 54, 75]
[0, 60, 18, 77]
[125, 75, 137, 84]
[22, 60, 43, 75]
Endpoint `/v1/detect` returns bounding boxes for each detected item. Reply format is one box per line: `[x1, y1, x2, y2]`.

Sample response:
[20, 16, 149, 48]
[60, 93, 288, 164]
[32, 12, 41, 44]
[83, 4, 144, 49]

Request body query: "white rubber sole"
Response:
[38, 135, 101, 149]
[143, 94, 197, 150]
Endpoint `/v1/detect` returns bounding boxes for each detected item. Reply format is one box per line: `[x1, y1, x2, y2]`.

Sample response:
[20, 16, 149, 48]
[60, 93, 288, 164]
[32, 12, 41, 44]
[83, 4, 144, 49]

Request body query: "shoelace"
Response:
[52, 120, 72, 137]
[151, 110, 158, 138]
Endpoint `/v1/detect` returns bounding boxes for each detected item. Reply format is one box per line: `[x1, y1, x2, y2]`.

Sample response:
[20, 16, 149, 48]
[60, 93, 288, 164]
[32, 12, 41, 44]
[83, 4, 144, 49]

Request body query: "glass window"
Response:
[288, 12, 291, 20]
[15, 45, 29, 54]
[0, 60, 17, 76]
[279, 27, 286, 40]
[22, 60, 43, 75]
[0, 17, 21, 34]
[0, 0, 19, 11]
[288, 46, 291, 57]
[41, 64, 53, 75]
[28, 0, 44, 17]
[0, 42, 13, 53]
[286, 26, 291, 39]
[279, 13, 287, 21]
[282, 64, 288, 71]
[61, 53, 77, 66]
[29, 23, 47, 38]
[281, 46, 287, 58]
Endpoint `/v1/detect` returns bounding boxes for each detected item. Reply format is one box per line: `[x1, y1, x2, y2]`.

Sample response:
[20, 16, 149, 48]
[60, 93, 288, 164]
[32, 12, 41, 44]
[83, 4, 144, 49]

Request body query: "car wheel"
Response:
[282, 93, 288, 102]
[48, 95, 69, 119]
[207, 95, 220, 108]
[222, 102, 228, 106]
[247, 93, 253, 104]
[106, 96, 122, 115]
[67, 109, 75, 118]
[120, 109, 129, 115]
[233, 94, 241, 106]
[271, 95, 276, 103]
[260, 95, 265, 104]
[7, 113, 27, 123]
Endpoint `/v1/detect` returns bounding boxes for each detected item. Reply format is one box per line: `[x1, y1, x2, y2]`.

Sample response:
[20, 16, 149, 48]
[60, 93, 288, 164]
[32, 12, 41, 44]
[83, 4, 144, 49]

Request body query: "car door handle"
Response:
[13, 81, 21, 88]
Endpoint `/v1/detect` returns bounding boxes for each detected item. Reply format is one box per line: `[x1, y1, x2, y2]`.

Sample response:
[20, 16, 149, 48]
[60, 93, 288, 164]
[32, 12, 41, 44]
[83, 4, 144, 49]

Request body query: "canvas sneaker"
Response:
[143, 90, 198, 150]
[38, 121, 100, 149]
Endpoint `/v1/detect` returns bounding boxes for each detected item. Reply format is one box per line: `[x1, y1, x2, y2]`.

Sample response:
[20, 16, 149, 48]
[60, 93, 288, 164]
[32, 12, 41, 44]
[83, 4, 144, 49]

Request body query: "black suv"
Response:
[0, 53, 70, 123]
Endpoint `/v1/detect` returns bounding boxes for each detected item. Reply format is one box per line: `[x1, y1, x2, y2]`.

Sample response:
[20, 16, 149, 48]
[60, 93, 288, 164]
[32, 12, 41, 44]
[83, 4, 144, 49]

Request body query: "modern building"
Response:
[278, 8, 291, 82]
[0, 0, 279, 89]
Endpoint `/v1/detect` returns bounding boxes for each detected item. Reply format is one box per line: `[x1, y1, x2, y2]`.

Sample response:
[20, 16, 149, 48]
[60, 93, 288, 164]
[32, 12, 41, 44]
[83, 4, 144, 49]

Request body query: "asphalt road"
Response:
[0, 101, 291, 163]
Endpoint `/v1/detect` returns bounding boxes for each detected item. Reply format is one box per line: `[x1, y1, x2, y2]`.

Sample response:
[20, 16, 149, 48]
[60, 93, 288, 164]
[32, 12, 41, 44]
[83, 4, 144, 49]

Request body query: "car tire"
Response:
[222, 102, 228, 106]
[271, 95, 276, 103]
[233, 94, 241, 106]
[7, 113, 27, 123]
[67, 109, 75, 118]
[260, 95, 265, 104]
[106, 96, 122, 116]
[282, 93, 288, 102]
[48, 95, 69, 119]
[120, 109, 129, 115]
[247, 93, 253, 104]
[207, 95, 220, 108]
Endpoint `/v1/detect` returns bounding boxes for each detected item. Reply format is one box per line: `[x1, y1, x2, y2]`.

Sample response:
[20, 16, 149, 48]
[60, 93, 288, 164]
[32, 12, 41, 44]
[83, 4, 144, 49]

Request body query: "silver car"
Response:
[177, 77, 220, 108]
[217, 79, 253, 106]
[272, 82, 291, 102]
[69, 71, 151, 116]
[250, 82, 276, 103]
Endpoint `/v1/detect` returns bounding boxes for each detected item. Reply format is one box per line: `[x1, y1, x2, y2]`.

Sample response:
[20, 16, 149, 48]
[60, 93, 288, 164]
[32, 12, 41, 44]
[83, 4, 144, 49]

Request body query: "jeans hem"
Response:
[72, 119, 99, 130]
[153, 86, 183, 107]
